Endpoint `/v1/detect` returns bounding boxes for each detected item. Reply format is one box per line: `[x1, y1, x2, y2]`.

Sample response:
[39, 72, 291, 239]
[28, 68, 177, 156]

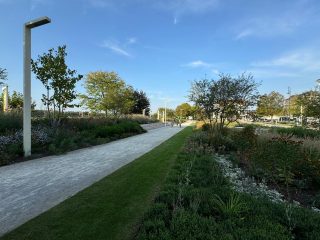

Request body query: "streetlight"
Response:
[23, 16, 51, 157]
[164, 101, 167, 126]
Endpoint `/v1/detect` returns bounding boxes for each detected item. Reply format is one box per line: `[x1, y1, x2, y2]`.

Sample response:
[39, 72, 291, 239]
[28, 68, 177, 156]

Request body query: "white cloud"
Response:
[182, 60, 220, 76]
[234, 1, 318, 39]
[235, 29, 253, 40]
[247, 48, 320, 80]
[156, 0, 220, 23]
[101, 40, 132, 57]
[252, 50, 320, 72]
[183, 60, 213, 68]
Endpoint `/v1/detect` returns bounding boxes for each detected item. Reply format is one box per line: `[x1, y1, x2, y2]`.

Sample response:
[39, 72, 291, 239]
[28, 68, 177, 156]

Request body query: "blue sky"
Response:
[1, 0, 320, 112]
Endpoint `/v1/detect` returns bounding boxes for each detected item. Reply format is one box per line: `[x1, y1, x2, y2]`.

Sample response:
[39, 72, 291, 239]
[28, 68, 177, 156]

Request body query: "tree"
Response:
[10, 91, 23, 109]
[131, 90, 150, 115]
[286, 94, 301, 117]
[0, 67, 7, 85]
[175, 103, 192, 118]
[256, 91, 284, 118]
[297, 91, 320, 127]
[81, 71, 134, 117]
[189, 73, 259, 129]
[0, 90, 36, 112]
[31, 45, 83, 120]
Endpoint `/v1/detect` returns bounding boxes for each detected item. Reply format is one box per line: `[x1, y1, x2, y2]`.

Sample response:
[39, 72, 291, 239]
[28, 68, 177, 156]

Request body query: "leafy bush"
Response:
[95, 121, 144, 138]
[275, 127, 320, 139]
[0, 119, 145, 166]
[0, 112, 22, 134]
[136, 133, 320, 239]
[252, 136, 303, 186]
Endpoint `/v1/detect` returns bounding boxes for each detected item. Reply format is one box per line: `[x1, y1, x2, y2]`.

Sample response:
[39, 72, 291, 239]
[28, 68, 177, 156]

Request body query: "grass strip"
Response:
[1, 127, 193, 240]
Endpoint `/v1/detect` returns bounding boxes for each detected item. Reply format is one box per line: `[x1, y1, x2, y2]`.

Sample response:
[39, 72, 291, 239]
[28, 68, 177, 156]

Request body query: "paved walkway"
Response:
[0, 125, 186, 236]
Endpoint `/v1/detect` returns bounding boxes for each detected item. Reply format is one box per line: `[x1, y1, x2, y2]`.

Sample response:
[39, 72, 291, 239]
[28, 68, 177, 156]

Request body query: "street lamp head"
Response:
[25, 16, 51, 28]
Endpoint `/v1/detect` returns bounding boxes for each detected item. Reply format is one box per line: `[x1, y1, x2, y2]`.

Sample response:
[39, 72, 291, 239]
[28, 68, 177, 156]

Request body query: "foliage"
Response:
[252, 136, 302, 188]
[0, 67, 7, 84]
[274, 126, 320, 139]
[211, 193, 247, 218]
[136, 133, 320, 240]
[286, 95, 301, 117]
[175, 103, 192, 118]
[229, 126, 320, 202]
[232, 125, 257, 163]
[0, 117, 146, 166]
[94, 121, 144, 138]
[9, 91, 23, 109]
[81, 71, 134, 117]
[189, 73, 259, 130]
[0, 91, 36, 112]
[300, 91, 320, 127]
[31, 45, 83, 120]
[0, 112, 22, 134]
[130, 90, 150, 115]
[256, 91, 284, 118]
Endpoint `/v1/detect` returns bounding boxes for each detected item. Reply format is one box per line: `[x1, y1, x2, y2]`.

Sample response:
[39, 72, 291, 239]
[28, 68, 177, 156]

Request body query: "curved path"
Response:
[0, 125, 187, 236]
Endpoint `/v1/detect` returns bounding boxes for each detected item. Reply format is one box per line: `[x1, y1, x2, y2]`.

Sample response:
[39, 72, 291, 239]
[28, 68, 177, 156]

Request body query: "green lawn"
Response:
[1, 127, 193, 240]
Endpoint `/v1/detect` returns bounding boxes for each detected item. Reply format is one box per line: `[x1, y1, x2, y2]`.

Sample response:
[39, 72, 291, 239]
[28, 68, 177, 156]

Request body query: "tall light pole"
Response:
[23, 16, 51, 157]
[164, 100, 167, 126]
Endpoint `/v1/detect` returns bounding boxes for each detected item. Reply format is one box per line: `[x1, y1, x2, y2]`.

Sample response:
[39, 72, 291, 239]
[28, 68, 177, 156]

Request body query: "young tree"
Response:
[131, 90, 150, 115]
[175, 103, 192, 118]
[0, 67, 7, 85]
[10, 91, 23, 109]
[81, 71, 134, 117]
[189, 73, 259, 129]
[256, 91, 285, 119]
[31, 45, 83, 120]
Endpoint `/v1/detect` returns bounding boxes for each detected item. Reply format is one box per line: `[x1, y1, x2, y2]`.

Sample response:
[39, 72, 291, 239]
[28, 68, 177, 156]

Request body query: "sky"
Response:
[1, 0, 320, 112]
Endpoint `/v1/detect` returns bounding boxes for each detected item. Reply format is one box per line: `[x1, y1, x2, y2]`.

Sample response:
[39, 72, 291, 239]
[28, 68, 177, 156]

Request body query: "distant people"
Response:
[179, 118, 181, 128]
[170, 120, 174, 127]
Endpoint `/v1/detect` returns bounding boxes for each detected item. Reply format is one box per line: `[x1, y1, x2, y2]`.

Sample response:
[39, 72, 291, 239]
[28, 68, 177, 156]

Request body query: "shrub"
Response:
[275, 127, 320, 139]
[136, 133, 320, 239]
[251, 136, 303, 187]
[0, 112, 22, 134]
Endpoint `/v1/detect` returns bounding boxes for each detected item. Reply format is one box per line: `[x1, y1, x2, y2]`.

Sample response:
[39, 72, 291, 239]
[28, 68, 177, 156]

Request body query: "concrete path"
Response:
[0, 125, 186, 236]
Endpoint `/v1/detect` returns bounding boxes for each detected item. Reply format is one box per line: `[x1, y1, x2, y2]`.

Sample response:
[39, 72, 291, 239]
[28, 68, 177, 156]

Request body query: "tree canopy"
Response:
[31, 45, 83, 120]
[130, 90, 150, 115]
[175, 103, 192, 118]
[256, 91, 284, 118]
[81, 71, 134, 117]
[0, 68, 7, 85]
[189, 73, 259, 128]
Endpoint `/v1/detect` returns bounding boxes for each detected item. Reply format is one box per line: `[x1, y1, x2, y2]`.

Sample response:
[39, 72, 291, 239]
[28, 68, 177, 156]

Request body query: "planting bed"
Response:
[136, 129, 320, 239]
